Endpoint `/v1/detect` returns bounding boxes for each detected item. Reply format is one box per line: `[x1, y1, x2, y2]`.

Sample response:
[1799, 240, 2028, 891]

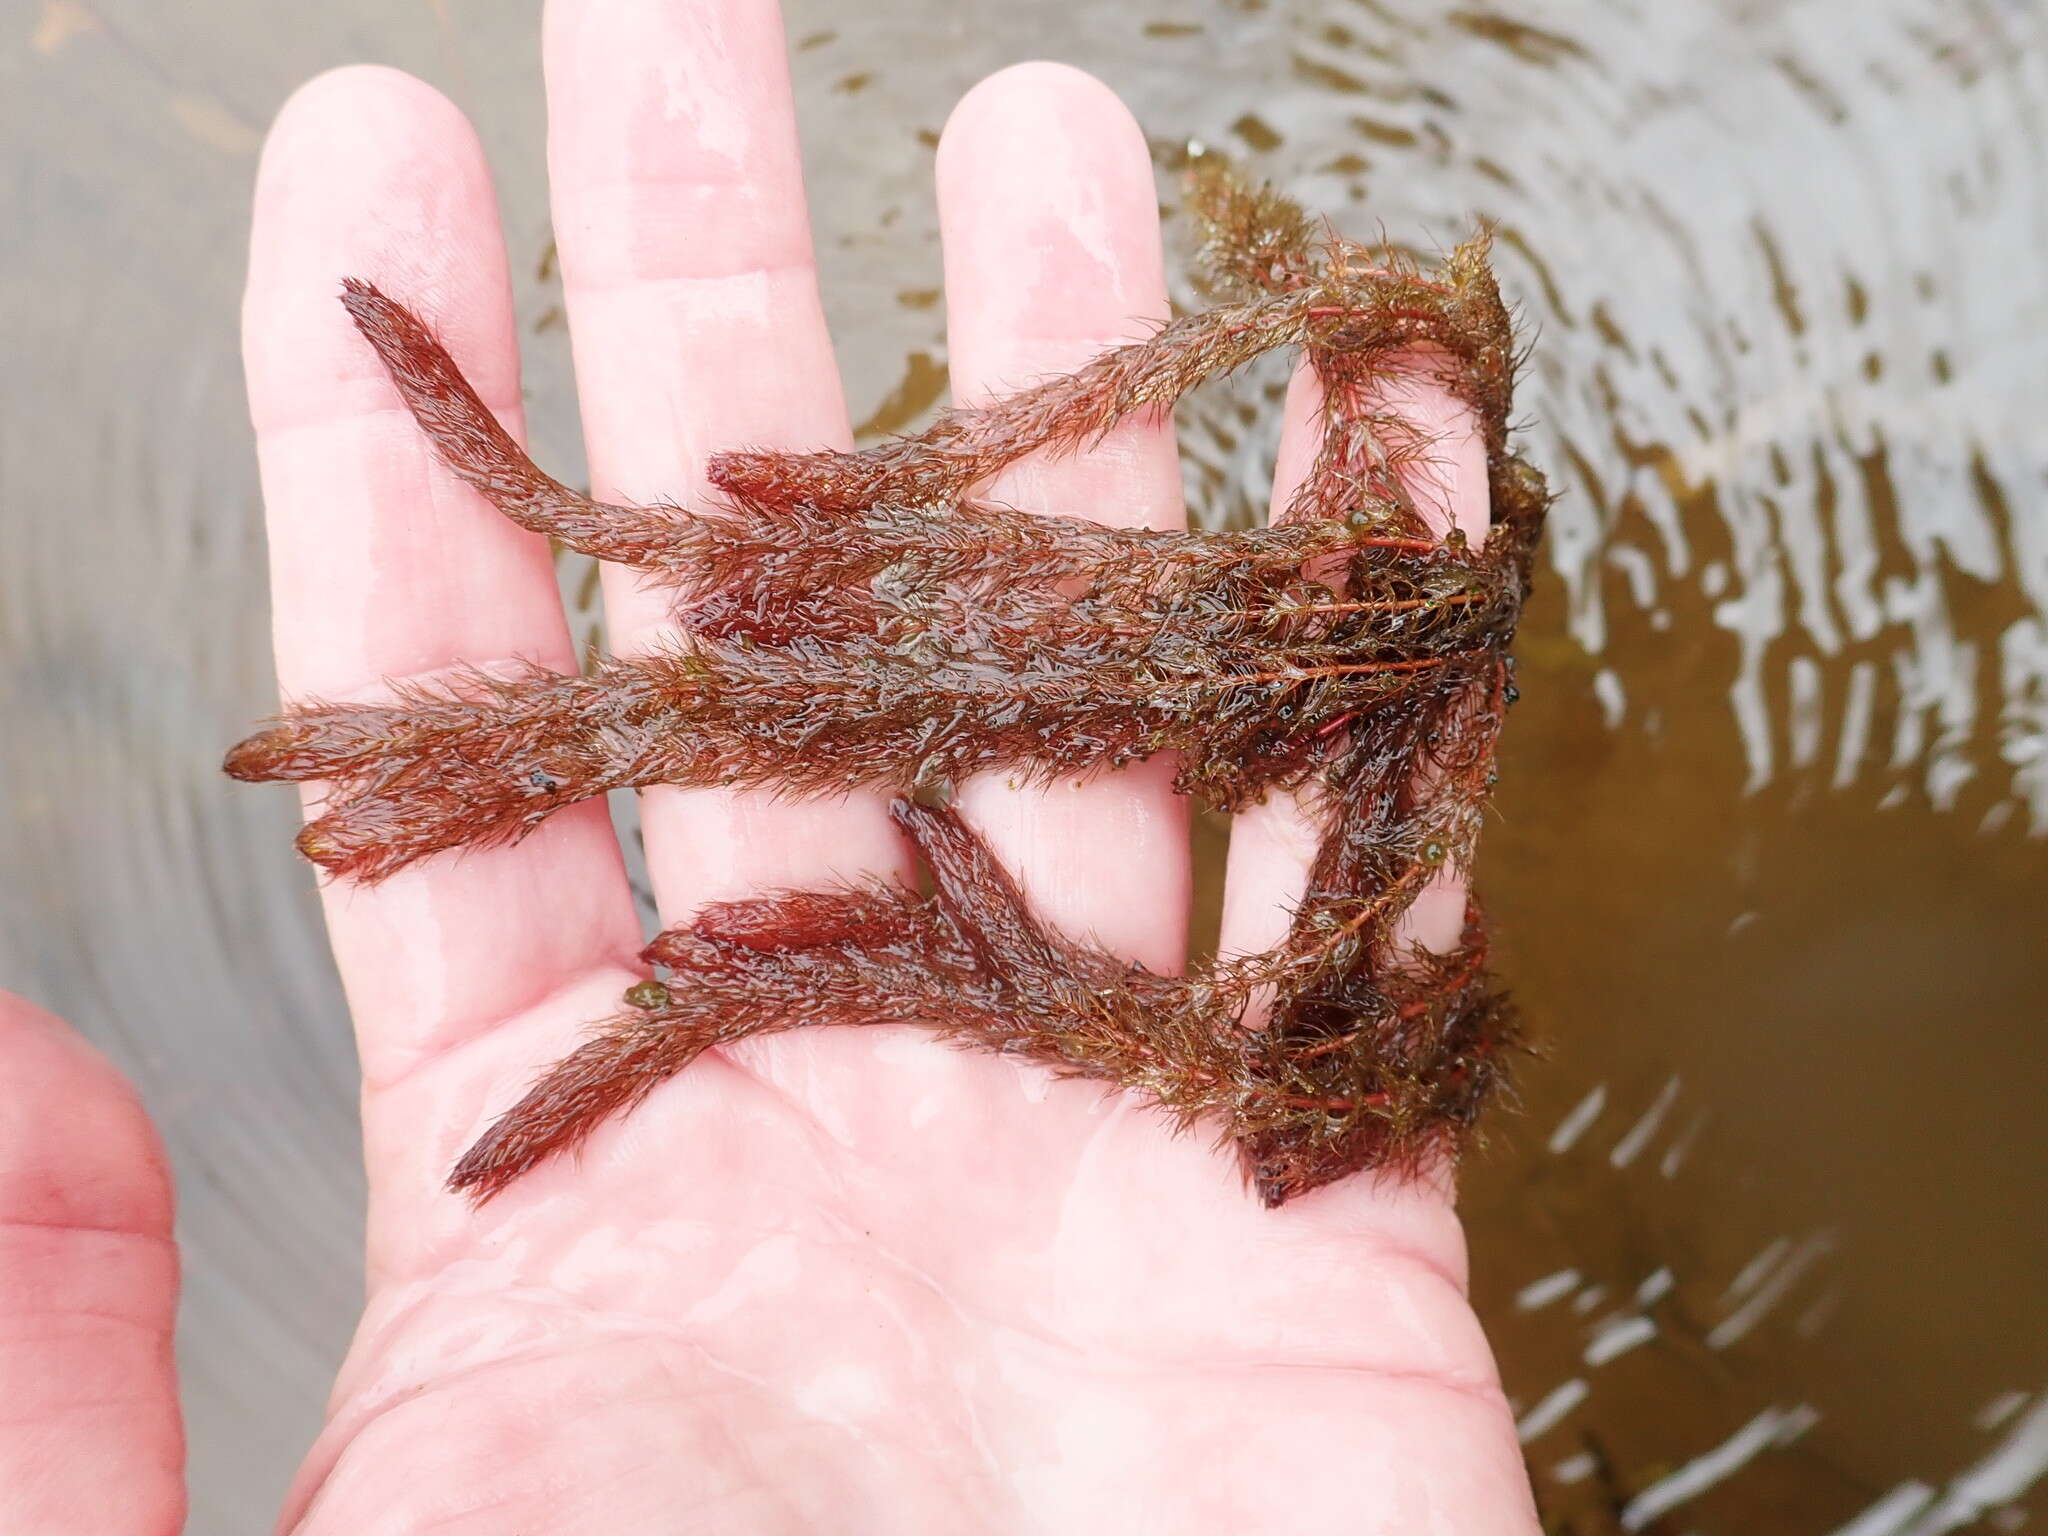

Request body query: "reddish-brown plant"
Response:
[227, 163, 1549, 1207]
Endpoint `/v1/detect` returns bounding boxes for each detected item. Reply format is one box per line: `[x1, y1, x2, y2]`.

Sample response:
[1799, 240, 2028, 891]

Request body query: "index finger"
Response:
[241, 67, 642, 1089]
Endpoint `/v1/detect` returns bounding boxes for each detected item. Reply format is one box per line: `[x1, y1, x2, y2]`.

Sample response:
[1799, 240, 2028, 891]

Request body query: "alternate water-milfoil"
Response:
[227, 162, 1551, 1207]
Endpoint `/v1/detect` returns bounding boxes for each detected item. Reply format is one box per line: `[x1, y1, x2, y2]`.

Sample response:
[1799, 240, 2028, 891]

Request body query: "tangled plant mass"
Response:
[226, 163, 1550, 1207]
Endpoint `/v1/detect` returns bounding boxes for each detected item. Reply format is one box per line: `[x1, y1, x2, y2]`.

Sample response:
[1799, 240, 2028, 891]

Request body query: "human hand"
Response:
[0, 992, 180, 1535]
[4, 4, 1539, 1531]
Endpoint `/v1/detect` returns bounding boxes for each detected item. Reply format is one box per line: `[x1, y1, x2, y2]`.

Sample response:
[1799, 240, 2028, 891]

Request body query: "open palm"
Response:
[2, 3, 1538, 1531]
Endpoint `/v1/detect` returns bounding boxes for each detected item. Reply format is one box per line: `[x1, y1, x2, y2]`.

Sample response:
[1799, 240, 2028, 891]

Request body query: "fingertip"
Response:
[0, 993, 172, 1239]
[0, 988, 68, 1042]
[251, 63, 482, 263]
[543, 0, 816, 290]
[936, 61, 1148, 185]
[937, 62, 1167, 369]
[263, 62, 463, 155]
[246, 65, 515, 434]
[0, 992, 184, 1536]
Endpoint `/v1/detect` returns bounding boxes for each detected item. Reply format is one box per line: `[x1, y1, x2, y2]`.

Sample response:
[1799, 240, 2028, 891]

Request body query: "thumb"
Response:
[0, 990, 184, 1535]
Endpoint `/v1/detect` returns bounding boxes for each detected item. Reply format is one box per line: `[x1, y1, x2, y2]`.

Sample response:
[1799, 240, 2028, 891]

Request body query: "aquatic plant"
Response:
[227, 162, 1549, 1206]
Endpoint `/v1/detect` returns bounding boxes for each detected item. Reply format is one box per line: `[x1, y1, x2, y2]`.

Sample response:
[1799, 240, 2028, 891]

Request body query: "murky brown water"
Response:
[4, 2, 2045, 1531]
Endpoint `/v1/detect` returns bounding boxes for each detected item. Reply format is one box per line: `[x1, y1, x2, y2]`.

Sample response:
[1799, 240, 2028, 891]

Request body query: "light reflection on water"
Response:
[2, 2, 2043, 1532]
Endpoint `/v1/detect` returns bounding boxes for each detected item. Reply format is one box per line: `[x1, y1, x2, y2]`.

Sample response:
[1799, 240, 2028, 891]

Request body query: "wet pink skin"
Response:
[0, 5, 1540, 1531]
[0, 994, 181, 1535]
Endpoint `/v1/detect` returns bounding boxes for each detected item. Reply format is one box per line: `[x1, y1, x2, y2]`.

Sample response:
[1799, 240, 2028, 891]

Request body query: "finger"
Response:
[543, 0, 909, 921]
[1219, 356, 1492, 982]
[243, 70, 641, 1095]
[935, 63, 1189, 974]
[0, 993, 181, 1536]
